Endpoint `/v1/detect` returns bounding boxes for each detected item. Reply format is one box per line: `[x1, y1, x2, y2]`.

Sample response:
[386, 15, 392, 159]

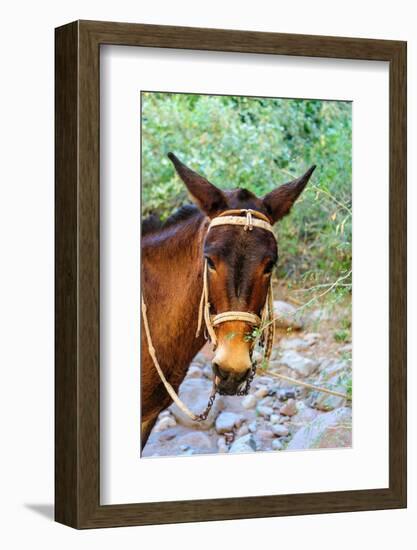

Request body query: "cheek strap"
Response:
[196, 259, 262, 345]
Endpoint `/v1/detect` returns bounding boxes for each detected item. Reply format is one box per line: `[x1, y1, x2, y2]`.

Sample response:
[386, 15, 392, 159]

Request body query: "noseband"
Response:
[196, 208, 276, 364]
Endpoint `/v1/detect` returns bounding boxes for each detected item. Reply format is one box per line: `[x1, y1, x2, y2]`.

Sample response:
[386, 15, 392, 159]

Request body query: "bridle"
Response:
[196, 208, 275, 358]
[141, 208, 276, 421]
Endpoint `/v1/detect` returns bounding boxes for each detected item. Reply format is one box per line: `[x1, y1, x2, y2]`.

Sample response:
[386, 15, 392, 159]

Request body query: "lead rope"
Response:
[142, 296, 217, 421]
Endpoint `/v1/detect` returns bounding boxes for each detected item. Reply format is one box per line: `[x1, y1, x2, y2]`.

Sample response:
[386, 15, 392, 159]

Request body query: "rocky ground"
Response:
[142, 298, 352, 457]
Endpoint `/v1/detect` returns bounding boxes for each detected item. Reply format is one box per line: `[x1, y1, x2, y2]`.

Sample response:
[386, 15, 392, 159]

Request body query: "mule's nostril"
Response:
[236, 368, 251, 382]
[213, 363, 250, 384]
[212, 362, 229, 380]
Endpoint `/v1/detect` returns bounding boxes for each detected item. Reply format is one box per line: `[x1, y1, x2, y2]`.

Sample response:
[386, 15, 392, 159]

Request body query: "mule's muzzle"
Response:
[212, 363, 251, 395]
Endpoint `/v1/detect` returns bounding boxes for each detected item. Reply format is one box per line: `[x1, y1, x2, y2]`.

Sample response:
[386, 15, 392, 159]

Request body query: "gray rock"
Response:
[254, 386, 269, 398]
[287, 407, 352, 450]
[278, 350, 319, 378]
[217, 393, 259, 417]
[170, 378, 223, 429]
[154, 416, 177, 432]
[340, 344, 352, 353]
[242, 394, 257, 409]
[272, 439, 284, 451]
[311, 361, 350, 411]
[312, 389, 347, 412]
[257, 428, 274, 440]
[270, 413, 280, 425]
[276, 388, 296, 401]
[258, 396, 274, 408]
[255, 429, 274, 450]
[309, 308, 331, 322]
[217, 436, 229, 453]
[229, 434, 257, 453]
[266, 362, 297, 388]
[143, 423, 215, 458]
[273, 301, 304, 329]
[187, 365, 203, 378]
[280, 337, 312, 351]
[236, 424, 249, 438]
[304, 333, 321, 344]
[193, 344, 215, 364]
[157, 430, 177, 442]
[256, 405, 273, 418]
[272, 424, 289, 437]
[202, 364, 214, 380]
[176, 432, 213, 451]
[279, 398, 298, 417]
[215, 411, 243, 434]
[248, 420, 257, 433]
[319, 359, 349, 380]
[192, 352, 207, 365]
[254, 376, 274, 385]
[181, 448, 195, 456]
[290, 403, 319, 426]
[270, 348, 281, 361]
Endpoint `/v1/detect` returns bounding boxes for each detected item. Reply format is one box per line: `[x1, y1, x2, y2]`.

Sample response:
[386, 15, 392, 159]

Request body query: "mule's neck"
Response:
[142, 210, 208, 354]
[142, 209, 208, 264]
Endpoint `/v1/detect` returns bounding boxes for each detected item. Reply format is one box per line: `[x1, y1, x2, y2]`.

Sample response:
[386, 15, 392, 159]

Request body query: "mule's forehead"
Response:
[205, 226, 277, 306]
[224, 188, 267, 213]
[204, 225, 277, 261]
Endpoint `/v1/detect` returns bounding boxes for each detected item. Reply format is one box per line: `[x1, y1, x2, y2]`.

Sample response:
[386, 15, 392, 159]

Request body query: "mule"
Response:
[141, 153, 315, 447]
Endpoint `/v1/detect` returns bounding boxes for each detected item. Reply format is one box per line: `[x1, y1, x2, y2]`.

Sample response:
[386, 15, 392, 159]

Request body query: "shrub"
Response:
[141, 92, 351, 288]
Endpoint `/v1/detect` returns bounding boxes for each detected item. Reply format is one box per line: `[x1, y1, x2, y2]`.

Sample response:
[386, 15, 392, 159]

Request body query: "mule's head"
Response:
[168, 153, 315, 395]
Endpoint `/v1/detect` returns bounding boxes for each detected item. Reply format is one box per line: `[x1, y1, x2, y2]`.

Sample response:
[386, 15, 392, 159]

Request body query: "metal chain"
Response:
[194, 357, 258, 421]
[236, 360, 257, 396]
[194, 383, 217, 421]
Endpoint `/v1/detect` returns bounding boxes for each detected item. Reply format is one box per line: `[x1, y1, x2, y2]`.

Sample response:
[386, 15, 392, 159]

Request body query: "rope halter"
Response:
[195, 209, 276, 364]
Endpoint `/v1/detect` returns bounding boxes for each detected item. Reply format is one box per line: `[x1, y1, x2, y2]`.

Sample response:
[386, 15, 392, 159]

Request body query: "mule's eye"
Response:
[264, 260, 275, 274]
[206, 257, 216, 271]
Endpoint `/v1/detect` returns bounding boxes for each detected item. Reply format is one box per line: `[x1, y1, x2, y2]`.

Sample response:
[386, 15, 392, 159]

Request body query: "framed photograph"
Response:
[55, 20, 406, 528]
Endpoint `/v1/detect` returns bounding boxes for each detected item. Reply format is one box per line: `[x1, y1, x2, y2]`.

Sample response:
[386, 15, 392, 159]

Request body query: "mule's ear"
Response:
[263, 165, 316, 223]
[168, 153, 227, 218]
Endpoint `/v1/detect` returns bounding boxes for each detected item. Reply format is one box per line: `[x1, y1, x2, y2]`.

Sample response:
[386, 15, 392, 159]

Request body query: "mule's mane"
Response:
[142, 213, 163, 235]
[142, 204, 200, 236]
[236, 188, 256, 201]
[164, 204, 200, 228]
[142, 187, 262, 237]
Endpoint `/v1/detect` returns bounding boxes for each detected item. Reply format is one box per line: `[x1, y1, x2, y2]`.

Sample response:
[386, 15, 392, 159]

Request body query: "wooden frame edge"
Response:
[55, 20, 80, 528]
[388, 39, 407, 510]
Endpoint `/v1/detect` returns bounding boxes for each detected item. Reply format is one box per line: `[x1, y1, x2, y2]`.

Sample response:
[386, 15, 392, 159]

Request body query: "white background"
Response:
[0, 0, 415, 548]
[101, 47, 389, 504]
